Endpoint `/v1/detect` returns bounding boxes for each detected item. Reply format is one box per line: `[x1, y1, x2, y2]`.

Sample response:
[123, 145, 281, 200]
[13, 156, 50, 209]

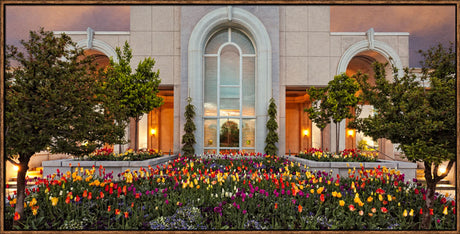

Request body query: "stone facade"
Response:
[56, 5, 409, 157]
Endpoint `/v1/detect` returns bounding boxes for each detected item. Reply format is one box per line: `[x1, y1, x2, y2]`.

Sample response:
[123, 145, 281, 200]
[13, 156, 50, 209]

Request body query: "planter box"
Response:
[42, 154, 178, 180]
[285, 155, 417, 182]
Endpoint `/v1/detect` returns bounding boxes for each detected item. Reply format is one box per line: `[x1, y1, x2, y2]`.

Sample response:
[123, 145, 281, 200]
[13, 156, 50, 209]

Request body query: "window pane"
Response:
[220, 99, 240, 116]
[232, 29, 255, 54]
[242, 119, 255, 147]
[205, 29, 227, 54]
[220, 87, 240, 116]
[204, 119, 218, 147]
[242, 57, 255, 116]
[219, 118, 239, 147]
[204, 57, 217, 116]
[220, 45, 240, 86]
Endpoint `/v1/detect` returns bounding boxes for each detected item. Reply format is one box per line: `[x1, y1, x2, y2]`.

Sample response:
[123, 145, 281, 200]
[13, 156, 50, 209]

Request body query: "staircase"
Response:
[6, 167, 43, 196]
[416, 169, 455, 198]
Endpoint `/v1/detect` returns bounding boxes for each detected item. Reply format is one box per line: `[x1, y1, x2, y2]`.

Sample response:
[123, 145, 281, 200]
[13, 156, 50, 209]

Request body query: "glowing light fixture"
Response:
[13, 165, 19, 171]
[303, 129, 310, 136]
[347, 129, 355, 137]
[150, 128, 157, 135]
[439, 167, 446, 174]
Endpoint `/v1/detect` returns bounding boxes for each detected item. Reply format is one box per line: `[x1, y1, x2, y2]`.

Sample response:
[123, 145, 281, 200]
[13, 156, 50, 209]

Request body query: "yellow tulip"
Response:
[367, 196, 373, 203]
[403, 209, 408, 217]
[51, 197, 59, 206]
[409, 209, 414, 216]
[339, 200, 345, 207]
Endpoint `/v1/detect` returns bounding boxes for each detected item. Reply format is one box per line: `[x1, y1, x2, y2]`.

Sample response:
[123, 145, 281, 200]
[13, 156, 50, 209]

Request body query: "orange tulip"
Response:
[115, 209, 120, 215]
[298, 205, 303, 213]
[14, 212, 20, 221]
[124, 212, 129, 218]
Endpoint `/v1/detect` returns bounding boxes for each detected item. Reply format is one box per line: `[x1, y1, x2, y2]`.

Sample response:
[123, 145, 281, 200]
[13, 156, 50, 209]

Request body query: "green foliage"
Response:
[264, 98, 279, 156]
[306, 74, 360, 152]
[103, 41, 163, 150]
[349, 43, 456, 229]
[182, 97, 196, 156]
[5, 28, 127, 224]
[5, 28, 126, 159]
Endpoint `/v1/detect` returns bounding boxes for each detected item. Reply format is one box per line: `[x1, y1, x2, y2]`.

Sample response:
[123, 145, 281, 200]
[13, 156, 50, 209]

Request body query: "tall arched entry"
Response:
[338, 29, 402, 158]
[187, 6, 272, 154]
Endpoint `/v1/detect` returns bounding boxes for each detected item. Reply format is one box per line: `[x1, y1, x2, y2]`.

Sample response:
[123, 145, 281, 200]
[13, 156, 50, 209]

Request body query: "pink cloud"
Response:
[6, 5, 129, 46]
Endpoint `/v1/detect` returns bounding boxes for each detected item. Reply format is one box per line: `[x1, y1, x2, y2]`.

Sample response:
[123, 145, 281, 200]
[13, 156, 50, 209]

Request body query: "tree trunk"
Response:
[13, 153, 32, 227]
[320, 129, 324, 151]
[335, 122, 340, 153]
[420, 160, 455, 229]
[134, 116, 139, 151]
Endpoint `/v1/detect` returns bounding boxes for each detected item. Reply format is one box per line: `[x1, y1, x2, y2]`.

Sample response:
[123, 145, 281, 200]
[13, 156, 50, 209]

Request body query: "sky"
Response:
[4, 4, 456, 67]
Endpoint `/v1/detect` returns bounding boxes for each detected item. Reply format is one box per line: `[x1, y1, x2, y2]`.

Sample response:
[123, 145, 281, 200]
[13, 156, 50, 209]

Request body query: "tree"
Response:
[220, 120, 239, 147]
[306, 74, 360, 153]
[181, 97, 196, 156]
[264, 98, 279, 156]
[305, 87, 331, 151]
[103, 41, 163, 151]
[4, 28, 126, 225]
[349, 43, 455, 229]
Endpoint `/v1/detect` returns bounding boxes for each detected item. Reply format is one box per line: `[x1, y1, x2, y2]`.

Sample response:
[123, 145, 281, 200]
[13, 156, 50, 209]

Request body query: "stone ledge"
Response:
[287, 155, 417, 182]
[42, 155, 178, 180]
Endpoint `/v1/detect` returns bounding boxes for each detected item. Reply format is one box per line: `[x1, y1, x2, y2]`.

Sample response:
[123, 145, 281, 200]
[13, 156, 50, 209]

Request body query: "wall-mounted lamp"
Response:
[303, 129, 310, 137]
[439, 166, 446, 174]
[150, 128, 157, 135]
[347, 129, 355, 137]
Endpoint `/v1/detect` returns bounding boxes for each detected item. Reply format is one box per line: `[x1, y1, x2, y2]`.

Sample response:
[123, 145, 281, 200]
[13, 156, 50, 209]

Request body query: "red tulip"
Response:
[380, 207, 388, 213]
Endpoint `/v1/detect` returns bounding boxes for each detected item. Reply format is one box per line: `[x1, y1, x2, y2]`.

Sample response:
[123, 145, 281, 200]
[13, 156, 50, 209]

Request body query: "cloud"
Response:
[331, 5, 455, 67]
[6, 5, 129, 46]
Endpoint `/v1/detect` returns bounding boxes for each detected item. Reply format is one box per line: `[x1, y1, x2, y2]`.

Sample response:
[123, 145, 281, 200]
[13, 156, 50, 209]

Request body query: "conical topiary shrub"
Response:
[264, 98, 279, 156]
[181, 97, 196, 156]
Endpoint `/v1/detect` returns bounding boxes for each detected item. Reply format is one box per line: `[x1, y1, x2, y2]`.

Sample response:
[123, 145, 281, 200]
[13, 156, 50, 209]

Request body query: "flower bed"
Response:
[42, 154, 177, 181]
[6, 154, 455, 230]
[298, 148, 378, 162]
[286, 155, 417, 183]
[82, 148, 163, 161]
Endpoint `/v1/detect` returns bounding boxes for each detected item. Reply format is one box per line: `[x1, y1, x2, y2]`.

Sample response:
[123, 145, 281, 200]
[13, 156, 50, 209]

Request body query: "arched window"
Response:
[203, 28, 256, 153]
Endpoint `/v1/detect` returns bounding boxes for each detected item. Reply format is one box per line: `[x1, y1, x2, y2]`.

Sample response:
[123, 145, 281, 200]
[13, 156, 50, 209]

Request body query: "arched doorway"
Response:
[344, 50, 394, 158]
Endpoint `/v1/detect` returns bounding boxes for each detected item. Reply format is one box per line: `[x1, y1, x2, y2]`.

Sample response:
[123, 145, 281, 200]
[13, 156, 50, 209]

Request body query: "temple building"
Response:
[54, 5, 410, 157]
